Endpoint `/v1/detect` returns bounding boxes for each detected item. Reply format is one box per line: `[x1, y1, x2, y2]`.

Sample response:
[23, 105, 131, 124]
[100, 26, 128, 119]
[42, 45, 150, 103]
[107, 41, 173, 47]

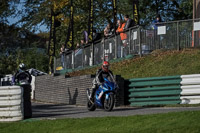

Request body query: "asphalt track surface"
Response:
[32, 102, 200, 119]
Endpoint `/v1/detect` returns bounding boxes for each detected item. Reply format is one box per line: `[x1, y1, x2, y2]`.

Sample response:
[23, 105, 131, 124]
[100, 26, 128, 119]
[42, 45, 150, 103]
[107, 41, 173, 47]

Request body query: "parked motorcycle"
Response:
[87, 77, 118, 111]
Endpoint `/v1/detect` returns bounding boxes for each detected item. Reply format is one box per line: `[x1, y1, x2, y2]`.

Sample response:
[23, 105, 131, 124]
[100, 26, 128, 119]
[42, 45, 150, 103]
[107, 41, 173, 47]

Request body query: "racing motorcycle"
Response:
[13, 71, 32, 86]
[13, 71, 32, 119]
[87, 77, 118, 111]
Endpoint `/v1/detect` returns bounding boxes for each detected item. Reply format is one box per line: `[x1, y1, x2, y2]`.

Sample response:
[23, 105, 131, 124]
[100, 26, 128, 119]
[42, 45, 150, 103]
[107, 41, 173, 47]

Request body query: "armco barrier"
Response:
[0, 86, 24, 122]
[128, 76, 182, 106]
[180, 74, 200, 104]
[129, 74, 200, 106]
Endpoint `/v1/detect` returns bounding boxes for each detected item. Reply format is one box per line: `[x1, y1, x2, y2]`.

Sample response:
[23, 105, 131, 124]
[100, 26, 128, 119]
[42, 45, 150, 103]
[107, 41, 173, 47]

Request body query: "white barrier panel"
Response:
[0, 111, 22, 117]
[31, 76, 35, 100]
[0, 116, 23, 122]
[0, 106, 21, 111]
[181, 96, 200, 104]
[181, 74, 200, 79]
[0, 86, 22, 90]
[181, 85, 200, 89]
[181, 91, 200, 95]
[180, 74, 200, 104]
[181, 99, 200, 104]
[0, 89, 22, 96]
[0, 95, 21, 100]
[0, 100, 22, 106]
[181, 78, 200, 85]
[0, 86, 24, 122]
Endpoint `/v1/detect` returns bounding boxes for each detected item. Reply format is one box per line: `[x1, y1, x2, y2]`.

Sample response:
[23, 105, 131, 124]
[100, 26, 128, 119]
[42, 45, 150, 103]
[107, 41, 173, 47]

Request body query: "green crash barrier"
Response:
[129, 79, 182, 87]
[129, 85, 181, 92]
[130, 100, 181, 106]
[128, 75, 181, 106]
[129, 90, 181, 97]
[129, 96, 180, 102]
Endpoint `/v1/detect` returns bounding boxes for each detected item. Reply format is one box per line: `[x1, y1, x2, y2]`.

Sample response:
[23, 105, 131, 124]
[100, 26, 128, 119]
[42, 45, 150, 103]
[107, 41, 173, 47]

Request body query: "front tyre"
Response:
[104, 93, 114, 111]
[87, 100, 96, 111]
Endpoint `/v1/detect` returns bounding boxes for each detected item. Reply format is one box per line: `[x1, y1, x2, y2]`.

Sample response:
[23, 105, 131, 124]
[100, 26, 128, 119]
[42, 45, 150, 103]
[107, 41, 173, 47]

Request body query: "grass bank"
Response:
[68, 48, 200, 79]
[1, 111, 200, 133]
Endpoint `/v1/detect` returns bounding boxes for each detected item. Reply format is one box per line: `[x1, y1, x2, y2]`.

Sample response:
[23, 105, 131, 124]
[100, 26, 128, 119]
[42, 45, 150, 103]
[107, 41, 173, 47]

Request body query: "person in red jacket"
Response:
[116, 19, 128, 57]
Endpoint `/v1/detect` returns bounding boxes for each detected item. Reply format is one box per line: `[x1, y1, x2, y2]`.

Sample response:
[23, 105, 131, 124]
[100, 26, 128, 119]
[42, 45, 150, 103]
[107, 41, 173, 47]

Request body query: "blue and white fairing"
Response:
[95, 77, 116, 107]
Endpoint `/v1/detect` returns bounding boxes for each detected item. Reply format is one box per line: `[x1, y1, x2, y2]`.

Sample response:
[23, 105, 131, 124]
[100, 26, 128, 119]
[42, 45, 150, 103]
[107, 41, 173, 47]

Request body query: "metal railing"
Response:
[55, 18, 200, 71]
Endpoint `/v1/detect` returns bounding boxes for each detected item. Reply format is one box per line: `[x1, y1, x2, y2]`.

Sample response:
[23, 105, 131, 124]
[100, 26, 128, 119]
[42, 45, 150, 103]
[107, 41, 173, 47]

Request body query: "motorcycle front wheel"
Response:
[87, 99, 96, 111]
[104, 93, 114, 111]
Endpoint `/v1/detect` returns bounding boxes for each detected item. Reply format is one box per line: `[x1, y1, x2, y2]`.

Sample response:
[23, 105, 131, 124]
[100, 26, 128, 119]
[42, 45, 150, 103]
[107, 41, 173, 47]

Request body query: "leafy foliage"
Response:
[0, 48, 48, 74]
[0, 0, 193, 74]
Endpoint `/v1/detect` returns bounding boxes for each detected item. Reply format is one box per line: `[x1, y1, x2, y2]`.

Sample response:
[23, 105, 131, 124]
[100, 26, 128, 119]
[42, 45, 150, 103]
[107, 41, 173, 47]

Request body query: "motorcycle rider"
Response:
[13, 63, 32, 85]
[90, 61, 117, 102]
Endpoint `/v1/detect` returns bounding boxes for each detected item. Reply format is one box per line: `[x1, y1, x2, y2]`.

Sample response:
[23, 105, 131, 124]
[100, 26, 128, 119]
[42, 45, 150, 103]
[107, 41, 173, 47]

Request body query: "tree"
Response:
[0, 0, 20, 23]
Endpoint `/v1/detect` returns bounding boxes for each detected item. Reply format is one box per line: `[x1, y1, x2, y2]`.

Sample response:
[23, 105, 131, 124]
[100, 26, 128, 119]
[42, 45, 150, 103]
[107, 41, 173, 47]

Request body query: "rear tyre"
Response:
[104, 93, 114, 111]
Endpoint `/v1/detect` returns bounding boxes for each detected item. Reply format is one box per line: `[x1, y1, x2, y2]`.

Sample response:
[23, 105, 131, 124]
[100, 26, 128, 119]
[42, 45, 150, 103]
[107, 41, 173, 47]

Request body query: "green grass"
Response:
[1, 111, 200, 133]
[68, 48, 200, 79]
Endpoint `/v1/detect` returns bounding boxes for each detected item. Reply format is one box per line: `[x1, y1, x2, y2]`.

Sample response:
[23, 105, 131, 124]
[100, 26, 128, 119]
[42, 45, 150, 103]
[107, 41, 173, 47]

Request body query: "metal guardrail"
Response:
[128, 74, 200, 106]
[55, 18, 200, 71]
[128, 75, 182, 106]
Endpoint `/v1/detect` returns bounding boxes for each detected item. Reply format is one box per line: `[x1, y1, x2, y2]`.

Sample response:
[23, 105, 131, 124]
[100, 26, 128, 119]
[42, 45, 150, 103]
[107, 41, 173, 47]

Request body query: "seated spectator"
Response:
[93, 29, 101, 42]
[104, 23, 114, 37]
[152, 14, 162, 30]
[123, 15, 135, 30]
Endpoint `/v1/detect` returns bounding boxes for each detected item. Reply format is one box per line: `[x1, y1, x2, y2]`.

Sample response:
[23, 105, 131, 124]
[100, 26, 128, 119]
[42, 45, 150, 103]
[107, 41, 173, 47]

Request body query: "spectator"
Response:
[123, 15, 135, 30]
[81, 30, 89, 45]
[104, 23, 114, 37]
[152, 15, 162, 30]
[116, 20, 127, 46]
[116, 20, 128, 57]
[60, 44, 65, 68]
[93, 29, 101, 42]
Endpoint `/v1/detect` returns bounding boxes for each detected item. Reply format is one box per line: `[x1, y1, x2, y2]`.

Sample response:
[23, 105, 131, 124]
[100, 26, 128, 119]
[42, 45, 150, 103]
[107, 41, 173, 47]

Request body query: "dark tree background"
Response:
[0, 0, 193, 74]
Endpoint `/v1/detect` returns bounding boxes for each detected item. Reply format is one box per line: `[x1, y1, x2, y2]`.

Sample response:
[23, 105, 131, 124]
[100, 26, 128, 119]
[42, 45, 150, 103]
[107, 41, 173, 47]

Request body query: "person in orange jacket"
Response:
[116, 19, 128, 57]
[116, 20, 127, 46]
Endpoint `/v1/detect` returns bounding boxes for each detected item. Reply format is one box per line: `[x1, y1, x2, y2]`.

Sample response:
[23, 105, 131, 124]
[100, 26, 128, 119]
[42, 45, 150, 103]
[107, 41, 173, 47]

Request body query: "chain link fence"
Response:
[55, 18, 200, 71]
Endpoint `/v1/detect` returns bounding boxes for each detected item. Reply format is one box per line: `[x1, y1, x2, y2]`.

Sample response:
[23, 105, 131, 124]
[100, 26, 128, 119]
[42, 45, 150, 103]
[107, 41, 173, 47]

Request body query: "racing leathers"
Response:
[90, 68, 116, 100]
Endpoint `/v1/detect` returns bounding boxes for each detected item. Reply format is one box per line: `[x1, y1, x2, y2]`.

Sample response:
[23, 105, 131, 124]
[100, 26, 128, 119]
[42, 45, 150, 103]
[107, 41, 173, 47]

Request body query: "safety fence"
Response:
[55, 18, 200, 72]
[0, 86, 24, 122]
[128, 74, 200, 106]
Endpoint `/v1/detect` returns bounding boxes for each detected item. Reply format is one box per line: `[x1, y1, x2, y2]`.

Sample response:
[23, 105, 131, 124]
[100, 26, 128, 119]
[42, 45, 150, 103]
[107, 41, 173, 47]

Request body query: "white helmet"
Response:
[19, 63, 26, 70]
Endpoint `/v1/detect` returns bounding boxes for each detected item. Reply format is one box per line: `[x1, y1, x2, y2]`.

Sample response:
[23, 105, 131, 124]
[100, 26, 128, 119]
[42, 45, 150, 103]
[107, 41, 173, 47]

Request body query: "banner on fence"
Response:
[88, 0, 94, 43]
[65, 0, 74, 49]
[112, 0, 117, 31]
[133, 0, 139, 25]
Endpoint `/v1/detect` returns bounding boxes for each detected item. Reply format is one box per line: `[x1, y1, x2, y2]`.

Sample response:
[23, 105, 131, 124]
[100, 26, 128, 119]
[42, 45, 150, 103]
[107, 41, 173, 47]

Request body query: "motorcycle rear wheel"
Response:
[104, 93, 114, 111]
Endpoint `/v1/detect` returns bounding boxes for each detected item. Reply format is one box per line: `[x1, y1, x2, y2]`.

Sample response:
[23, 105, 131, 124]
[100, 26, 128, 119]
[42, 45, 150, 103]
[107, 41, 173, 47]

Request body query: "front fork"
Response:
[86, 88, 91, 100]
